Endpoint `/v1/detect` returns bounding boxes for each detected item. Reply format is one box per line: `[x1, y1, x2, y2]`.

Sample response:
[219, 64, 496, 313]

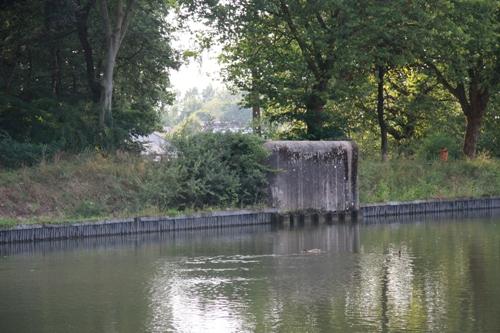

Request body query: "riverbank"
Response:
[1, 153, 500, 228]
[0, 153, 149, 228]
[360, 157, 500, 203]
[0, 132, 270, 228]
[2, 197, 500, 243]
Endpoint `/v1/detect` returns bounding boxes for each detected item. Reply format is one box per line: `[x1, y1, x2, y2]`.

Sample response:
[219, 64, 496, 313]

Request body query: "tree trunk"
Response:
[305, 96, 325, 140]
[250, 69, 261, 135]
[26, 50, 32, 93]
[97, 0, 136, 130]
[99, 43, 117, 128]
[252, 100, 261, 135]
[76, 0, 100, 102]
[45, 0, 62, 98]
[51, 48, 62, 97]
[463, 113, 483, 158]
[376, 65, 388, 162]
[71, 65, 77, 94]
[458, 83, 489, 159]
[428, 64, 490, 159]
[305, 81, 327, 140]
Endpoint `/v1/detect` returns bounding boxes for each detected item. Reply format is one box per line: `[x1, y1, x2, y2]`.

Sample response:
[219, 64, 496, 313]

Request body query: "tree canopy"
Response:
[0, 0, 499, 163]
[0, 0, 179, 151]
[184, 0, 499, 159]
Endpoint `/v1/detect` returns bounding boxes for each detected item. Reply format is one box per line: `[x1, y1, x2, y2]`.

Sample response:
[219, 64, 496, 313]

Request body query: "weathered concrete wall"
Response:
[264, 141, 358, 213]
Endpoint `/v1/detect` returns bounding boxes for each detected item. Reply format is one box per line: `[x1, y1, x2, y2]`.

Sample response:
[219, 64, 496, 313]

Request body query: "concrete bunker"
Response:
[264, 141, 358, 218]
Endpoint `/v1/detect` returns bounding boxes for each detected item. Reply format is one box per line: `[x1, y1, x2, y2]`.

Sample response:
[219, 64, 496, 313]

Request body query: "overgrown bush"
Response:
[479, 98, 500, 157]
[0, 132, 58, 168]
[144, 132, 270, 210]
[0, 94, 160, 156]
[416, 133, 462, 160]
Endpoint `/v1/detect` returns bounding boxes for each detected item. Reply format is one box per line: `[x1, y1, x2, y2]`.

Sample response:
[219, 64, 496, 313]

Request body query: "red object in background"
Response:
[439, 147, 449, 161]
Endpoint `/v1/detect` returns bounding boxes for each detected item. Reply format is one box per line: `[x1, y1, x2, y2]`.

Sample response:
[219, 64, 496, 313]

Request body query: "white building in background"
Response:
[203, 121, 252, 134]
[135, 131, 170, 158]
[135, 123, 251, 160]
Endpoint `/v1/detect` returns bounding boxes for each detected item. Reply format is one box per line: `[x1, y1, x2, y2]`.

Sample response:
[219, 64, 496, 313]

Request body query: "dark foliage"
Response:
[144, 133, 270, 210]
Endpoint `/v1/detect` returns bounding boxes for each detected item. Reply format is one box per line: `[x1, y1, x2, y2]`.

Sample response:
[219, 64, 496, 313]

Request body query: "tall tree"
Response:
[421, 0, 499, 158]
[75, 0, 101, 102]
[349, 66, 447, 155]
[186, 0, 353, 139]
[0, 0, 178, 149]
[347, 0, 422, 161]
[98, 0, 137, 129]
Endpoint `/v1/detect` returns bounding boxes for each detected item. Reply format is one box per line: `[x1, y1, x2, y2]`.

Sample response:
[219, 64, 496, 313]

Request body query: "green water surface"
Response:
[1, 213, 499, 332]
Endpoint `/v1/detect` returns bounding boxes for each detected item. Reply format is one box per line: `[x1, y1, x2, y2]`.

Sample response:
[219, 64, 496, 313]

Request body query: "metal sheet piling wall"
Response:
[1, 198, 500, 244]
[0, 211, 276, 244]
[361, 197, 500, 217]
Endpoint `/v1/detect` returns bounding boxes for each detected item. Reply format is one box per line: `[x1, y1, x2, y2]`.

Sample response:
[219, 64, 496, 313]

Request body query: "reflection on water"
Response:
[1, 214, 500, 332]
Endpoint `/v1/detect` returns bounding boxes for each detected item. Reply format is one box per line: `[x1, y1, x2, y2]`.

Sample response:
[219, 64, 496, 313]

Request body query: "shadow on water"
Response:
[0, 221, 362, 257]
[0, 224, 274, 257]
[2, 208, 499, 257]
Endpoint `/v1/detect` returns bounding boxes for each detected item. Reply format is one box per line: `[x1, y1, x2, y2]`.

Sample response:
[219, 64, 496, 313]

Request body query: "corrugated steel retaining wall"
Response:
[361, 197, 500, 217]
[0, 210, 276, 244]
[1, 197, 500, 244]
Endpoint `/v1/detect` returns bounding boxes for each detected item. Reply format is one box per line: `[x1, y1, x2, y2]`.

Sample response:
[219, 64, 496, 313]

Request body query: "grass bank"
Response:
[0, 133, 269, 228]
[360, 157, 500, 203]
[0, 153, 246, 228]
[0, 153, 150, 228]
[1, 152, 499, 228]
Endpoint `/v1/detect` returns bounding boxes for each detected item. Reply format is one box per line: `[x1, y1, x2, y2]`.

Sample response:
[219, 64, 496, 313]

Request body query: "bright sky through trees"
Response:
[169, 20, 223, 93]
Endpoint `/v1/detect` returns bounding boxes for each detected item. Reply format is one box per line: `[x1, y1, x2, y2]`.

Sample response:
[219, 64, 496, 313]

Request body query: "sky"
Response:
[169, 49, 222, 94]
[169, 21, 223, 94]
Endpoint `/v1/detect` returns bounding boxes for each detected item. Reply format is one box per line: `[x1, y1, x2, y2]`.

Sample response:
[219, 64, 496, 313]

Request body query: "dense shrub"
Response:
[144, 132, 269, 210]
[479, 99, 500, 158]
[0, 132, 58, 168]
[416, 133, 462, 160]
[0, 94, 160, 156]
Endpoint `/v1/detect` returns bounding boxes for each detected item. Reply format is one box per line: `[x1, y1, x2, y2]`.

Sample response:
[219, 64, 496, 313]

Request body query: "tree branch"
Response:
[426, 62, 457, 96]
[115, 0, 125, 36]
[116, 41, 146, 68]
[98, 0, 112, 39]
[278, 0, 320, 78]
[119, 0, 137, 45]
[315, 13, 329, 32]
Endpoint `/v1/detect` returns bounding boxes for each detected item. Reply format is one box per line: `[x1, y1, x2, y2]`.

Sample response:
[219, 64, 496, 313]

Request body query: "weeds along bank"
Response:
[1, 133, 500, 227]
[0, 133, 269, 228]
[360, 157, 500, 203]
[0, 152, 147, 227]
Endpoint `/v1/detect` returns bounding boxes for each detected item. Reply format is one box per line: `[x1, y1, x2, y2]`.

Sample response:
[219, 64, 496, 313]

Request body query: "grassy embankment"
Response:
[0, 153, 151, 228]
[1, 153, 500, 228]
[359, 157, 500, 203]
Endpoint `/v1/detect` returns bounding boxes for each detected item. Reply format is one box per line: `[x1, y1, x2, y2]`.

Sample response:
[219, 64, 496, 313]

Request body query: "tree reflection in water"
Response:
[145, 219, 500, 332]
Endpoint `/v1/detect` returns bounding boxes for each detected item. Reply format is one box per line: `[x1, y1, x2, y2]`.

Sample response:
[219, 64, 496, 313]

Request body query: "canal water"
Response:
[1, 212, 500, 333]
